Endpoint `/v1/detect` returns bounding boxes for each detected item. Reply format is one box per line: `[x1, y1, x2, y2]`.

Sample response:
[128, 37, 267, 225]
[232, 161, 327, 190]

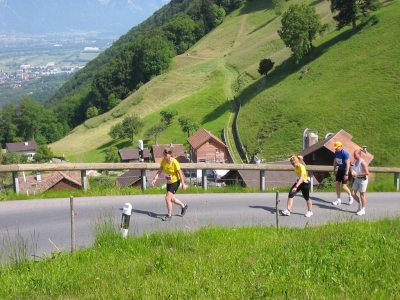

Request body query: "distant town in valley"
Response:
[0, 31, 118, 104]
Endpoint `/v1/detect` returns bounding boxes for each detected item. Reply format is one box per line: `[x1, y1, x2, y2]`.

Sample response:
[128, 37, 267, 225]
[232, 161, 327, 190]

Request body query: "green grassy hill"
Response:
[50, 0, 399, 167]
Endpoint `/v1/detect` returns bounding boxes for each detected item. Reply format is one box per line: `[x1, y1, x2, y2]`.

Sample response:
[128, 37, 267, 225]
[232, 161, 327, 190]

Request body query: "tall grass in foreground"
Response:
[0, 217, 398, 299]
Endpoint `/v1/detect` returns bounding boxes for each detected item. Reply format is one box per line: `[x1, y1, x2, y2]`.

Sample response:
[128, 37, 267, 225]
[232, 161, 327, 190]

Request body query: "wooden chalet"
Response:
[18, 171, 86, 195]
[118, 148, 150, 163]
[116, 170, 167, 188]
[187, 128, 231, 163]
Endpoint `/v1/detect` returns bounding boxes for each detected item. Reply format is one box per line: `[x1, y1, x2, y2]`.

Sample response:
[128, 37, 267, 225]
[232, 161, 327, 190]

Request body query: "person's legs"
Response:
[359, 179, 368, 209]
[171, 194, 184, 207]
[165, 191, 174, 215]
[342, 183, 352, 197]
[335, 181, 341, 199]
[360, 192, 367, 208]
[282, 183, 297, 216]
[300, 183, 313, 217]
[287, 197, 294, 211]
[351, 189, 360, 204]
[306, 199, 312, 212]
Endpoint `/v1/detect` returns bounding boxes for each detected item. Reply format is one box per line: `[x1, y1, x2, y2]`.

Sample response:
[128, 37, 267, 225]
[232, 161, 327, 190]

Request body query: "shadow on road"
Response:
[311, 196, 352, 213]
[131, 209, 160, 219]
[248, 205, 277, 214]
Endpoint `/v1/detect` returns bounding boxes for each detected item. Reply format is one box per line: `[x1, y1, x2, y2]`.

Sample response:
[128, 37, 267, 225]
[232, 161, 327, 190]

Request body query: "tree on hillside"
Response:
[330, 0, 381, 33]
[1, 152, 28, 165]
[109, 114, 144, 144]
[258, 58, 275, 79]
[0, 103, 19, 147]
[145, 123, 165, 145]
[109, 123, 125, 141]
[162, 14, 197, 54]
[34, 145, 54, 163]
[13, 96, 42, 141]
[86, 106, 99, 119]
[278, 4, 324, 62]
[160, 109, 178, 126]
[121, 114, 144, 144]
[105, 146, 120, 163]
[272, 0, 285, 16]
[178, 116, 199, 137]
[2, 97, 64, 145]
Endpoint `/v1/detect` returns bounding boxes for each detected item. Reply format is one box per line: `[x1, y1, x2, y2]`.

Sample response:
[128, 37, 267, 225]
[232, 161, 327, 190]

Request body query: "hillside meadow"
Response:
[49, 0, 399, 168]
[238, 0, 400, 166]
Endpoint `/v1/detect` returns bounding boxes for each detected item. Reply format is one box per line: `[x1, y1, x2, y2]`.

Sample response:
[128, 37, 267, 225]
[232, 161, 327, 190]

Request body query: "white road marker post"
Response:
[121, 203, 132, 238]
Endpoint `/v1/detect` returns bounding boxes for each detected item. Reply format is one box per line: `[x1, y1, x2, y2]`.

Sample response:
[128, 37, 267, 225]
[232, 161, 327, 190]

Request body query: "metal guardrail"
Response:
[1, 163, 399, 193]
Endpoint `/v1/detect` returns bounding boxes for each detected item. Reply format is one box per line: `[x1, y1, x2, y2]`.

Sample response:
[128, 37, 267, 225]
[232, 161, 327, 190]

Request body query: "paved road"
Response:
[0, 192, 399, 258]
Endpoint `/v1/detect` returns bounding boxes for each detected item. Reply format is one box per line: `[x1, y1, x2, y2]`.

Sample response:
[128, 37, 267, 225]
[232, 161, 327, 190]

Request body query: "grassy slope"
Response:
[50, 0, 283, 162]
[238, 1, 400, 166]
[50, 0, 399, 167]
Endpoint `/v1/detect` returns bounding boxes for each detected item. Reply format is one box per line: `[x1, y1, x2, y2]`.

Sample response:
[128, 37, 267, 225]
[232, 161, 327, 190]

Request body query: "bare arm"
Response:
[151, 166, 163, 186]
[361, 161, 369, 176]
[177, 169, 187, 190]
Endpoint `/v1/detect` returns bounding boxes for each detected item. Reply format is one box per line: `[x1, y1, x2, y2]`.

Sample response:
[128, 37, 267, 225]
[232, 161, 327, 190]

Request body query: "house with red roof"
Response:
[187, 128, 231, 163]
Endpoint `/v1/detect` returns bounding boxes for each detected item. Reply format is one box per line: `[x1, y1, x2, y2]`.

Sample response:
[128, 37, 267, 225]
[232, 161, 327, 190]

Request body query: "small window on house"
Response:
[208, 159, 213, 163]
[199, 159, 206, 163]
[312, 153, 316, 160]
[216, 148, 220, 153]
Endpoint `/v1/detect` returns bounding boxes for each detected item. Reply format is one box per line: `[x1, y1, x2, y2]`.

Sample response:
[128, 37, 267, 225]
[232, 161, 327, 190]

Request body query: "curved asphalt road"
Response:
[0, 192, 399, 258]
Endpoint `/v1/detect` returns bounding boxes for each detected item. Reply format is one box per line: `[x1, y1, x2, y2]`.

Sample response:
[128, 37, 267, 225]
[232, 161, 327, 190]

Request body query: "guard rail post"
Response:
[260, 170, 265, 191]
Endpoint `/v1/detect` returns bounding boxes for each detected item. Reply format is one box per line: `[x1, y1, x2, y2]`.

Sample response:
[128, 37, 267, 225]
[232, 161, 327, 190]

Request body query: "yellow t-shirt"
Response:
[160, 158, 181, 184]
[294, 164, 308, 182]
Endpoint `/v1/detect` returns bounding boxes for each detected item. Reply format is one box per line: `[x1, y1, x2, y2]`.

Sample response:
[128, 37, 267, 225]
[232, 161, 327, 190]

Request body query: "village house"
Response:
[299, 129, 374, 182]
[6, 141, 37, 160]
[118, 148, 150, 163]
[187, 128, 231, 163]
[17, 171, 86, 195]
[116, 169, 167, 188]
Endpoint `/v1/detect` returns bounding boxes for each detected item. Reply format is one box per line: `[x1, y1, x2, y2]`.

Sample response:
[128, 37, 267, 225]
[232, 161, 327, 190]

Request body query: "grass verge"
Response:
[0, 217, 398, 299]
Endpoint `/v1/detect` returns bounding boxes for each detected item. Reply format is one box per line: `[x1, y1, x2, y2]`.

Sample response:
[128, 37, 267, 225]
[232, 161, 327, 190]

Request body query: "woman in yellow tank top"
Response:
[151, 147, 188, 221]
[281, 155, 313, 218]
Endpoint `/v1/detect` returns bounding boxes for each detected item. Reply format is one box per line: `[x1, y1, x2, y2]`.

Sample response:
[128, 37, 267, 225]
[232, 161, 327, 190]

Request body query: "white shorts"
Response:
[352, 178, 368, 193]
